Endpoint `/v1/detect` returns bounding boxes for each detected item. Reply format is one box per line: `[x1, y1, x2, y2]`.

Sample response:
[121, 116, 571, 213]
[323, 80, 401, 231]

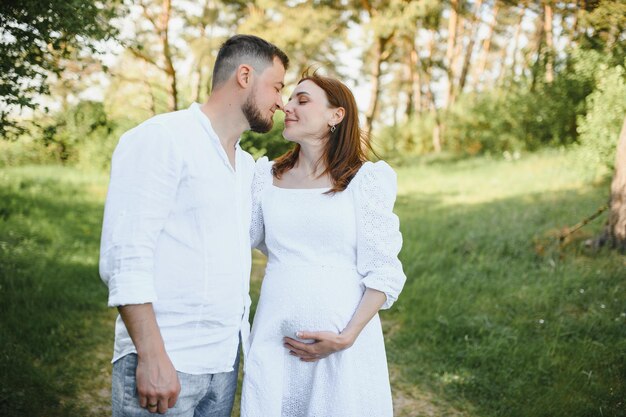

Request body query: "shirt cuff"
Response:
[107, 273, 158, 307]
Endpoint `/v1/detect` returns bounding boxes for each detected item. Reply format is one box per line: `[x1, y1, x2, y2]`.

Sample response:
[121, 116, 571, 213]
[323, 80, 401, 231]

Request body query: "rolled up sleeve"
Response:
[99, 123, 183, 307]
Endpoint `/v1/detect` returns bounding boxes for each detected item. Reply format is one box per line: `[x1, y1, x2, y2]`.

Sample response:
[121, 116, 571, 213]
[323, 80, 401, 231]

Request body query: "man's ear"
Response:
[236, 64, 253, 88]
[329, 107, 345, 126]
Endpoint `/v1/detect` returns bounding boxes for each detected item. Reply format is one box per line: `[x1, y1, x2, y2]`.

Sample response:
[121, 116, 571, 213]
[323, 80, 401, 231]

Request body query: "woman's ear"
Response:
[236, 64, 253, 88]
[329, 107, 345, 127]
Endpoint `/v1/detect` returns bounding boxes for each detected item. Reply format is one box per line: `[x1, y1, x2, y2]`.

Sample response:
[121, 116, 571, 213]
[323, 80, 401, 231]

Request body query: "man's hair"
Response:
[212, 34, 289, 89]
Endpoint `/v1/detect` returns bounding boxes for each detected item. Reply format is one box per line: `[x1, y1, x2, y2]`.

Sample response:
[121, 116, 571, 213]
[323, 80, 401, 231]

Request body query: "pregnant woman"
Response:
[241, 73, 406, 417]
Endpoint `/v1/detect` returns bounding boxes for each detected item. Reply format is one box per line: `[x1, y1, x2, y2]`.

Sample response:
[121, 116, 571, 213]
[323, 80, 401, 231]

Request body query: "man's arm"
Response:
[118, 304, 180, 414]
[99, 123, 184, 413]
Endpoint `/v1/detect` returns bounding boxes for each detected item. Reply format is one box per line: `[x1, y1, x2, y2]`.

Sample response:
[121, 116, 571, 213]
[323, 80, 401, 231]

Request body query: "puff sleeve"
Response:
[354, 161, 406, 309]
[250, 156, 272, 254]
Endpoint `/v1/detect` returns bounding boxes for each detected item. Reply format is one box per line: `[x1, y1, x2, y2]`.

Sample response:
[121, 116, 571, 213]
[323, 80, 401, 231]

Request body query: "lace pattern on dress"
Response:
[352, 161, 406, 309]
[250, 157, 272, 254]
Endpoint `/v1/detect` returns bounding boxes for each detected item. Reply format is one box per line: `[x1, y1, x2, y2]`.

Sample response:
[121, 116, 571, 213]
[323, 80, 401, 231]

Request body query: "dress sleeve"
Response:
[355, 161, 406, 309]
[99, 122, 183, 307]
[250, 156, 271, 254]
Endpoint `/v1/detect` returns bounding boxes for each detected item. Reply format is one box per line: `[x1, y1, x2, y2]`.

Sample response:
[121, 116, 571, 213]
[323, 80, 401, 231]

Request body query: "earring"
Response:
[330, 124, 336, 133]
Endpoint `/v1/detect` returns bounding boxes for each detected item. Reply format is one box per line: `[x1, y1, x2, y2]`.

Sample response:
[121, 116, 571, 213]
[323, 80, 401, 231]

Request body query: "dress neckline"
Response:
[270, 183, 331, 192]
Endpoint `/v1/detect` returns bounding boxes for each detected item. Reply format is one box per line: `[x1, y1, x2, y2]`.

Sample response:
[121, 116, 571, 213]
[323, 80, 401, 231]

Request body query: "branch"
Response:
[129, 47, 166, 73]
[139, 0, 160, 30]
[111, 73, 170, 94]
[558, 204, 609, 243]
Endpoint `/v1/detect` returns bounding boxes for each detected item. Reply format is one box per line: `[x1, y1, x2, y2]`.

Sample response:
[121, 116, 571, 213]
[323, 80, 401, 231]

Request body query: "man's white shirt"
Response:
[99, 103, 255, 374]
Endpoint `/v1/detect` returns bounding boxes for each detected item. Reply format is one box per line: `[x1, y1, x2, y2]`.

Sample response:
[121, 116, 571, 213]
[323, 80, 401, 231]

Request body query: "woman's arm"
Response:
[282, 288, 386, 362]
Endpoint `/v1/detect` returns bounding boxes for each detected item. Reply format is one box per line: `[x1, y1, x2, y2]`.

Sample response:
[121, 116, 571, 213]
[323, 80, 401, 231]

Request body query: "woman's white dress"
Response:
[241, 158, 406, 417]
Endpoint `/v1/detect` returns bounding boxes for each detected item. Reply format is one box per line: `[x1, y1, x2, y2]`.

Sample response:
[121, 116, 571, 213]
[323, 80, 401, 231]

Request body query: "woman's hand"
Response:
[283, 331, 355, 362]
[283, 289, 387, 362]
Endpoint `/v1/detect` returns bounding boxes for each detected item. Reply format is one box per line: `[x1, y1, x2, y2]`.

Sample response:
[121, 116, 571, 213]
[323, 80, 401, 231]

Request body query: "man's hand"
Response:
[118, 304, 180, 414]
[283, 331, 355, 362]
[136, 351, 181, 414]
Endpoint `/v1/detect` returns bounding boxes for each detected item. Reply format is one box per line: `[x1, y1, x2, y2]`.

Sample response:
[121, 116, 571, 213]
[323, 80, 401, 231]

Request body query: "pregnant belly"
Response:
[258, 265, 365, 338]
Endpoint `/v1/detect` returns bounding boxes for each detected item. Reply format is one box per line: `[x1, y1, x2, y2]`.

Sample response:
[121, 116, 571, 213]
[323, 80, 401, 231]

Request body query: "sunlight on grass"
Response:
[390, 150, 625, 417]
[1, 151, 624, 417]
[397, 150, 594, 207]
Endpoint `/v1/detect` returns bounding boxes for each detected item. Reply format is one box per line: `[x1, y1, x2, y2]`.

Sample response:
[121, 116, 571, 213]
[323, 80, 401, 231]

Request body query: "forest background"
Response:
[1, 1, 625, 416]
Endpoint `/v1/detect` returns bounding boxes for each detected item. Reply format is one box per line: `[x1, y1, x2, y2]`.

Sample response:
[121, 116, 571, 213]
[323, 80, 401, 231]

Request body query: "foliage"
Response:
[578, 0, 626, 65]
[237, 0, 349, 81]
[39, 101, 122, 170]
[0, 166, 114, 416]
[375, 112, 437, 157]
[444, 89, 525, 155]
[1, 151, 624, 416]
[577, 61, 626, 174]
[377, 49, 612, 157]
[241, 114, 294, 160]
[391, 150, 625, 417]
[0, 136, 61, 168]
[0, 0, 122, 137]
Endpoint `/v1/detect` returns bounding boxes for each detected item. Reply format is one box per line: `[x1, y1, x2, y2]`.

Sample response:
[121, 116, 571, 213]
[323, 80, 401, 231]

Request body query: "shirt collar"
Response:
[190, 102, 241, 149]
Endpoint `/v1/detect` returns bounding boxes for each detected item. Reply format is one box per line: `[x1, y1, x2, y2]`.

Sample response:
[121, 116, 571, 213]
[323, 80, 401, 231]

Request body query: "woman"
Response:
[241, 73, 406, 417]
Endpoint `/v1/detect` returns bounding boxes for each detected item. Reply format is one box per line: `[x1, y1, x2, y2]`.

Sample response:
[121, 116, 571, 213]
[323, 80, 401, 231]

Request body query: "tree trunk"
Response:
[160, 0, 177, 111]
[567, 1, 580, 46]
[543, 2, 554, 83]
[597, 116, 626, 251]
[404, 52, 413, 121]
[472, 0, 500, 89]
[458, 0, 483, 93]
[365, 34, 391, 135]
[496, 6, 524, 86]
[424, 31, 442, 153]
[445, 0, 460, 107]
[404, 36, 422, 119]
[530, 8, 545, 92]
[410, 43, 422, 115]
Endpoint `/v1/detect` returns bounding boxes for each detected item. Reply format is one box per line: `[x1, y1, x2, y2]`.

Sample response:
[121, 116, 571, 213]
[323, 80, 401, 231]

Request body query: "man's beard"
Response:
[242, 91, 273, 133]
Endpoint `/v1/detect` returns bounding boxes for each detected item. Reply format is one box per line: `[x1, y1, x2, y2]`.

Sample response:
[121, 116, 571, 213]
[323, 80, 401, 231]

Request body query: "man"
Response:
[99, 35, 288, 416]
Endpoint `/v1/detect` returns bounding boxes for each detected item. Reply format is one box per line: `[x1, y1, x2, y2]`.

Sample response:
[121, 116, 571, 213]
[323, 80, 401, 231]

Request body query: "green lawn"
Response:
[0, 151, 624, 416]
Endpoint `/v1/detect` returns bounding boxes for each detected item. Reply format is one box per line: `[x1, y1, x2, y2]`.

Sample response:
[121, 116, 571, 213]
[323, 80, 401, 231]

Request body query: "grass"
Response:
[0, 150, 624, 416]
[390, 150, 625, 416]
[0, 166, 114, 416]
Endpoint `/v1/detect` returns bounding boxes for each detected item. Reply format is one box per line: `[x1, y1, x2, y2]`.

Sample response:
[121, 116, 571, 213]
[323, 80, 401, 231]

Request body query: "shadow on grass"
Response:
[390, 184, 625, 417]
[0, 172, 114, 417]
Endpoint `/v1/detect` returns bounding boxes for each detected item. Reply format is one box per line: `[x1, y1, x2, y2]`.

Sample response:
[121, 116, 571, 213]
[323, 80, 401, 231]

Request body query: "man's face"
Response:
[243, 57, 286, 133]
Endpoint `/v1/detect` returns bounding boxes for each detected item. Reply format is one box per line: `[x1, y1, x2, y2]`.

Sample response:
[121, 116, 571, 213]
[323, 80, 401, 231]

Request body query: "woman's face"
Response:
[283, 80, 334, 144]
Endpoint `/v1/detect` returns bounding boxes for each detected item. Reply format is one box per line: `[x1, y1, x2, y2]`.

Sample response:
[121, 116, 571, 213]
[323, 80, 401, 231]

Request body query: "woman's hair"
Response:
[272, 71, 373, 193]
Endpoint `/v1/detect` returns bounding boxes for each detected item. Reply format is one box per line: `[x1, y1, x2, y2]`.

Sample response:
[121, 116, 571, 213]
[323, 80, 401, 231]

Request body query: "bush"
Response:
[375, 112, 437, 157]
[376, 48, 611, 158]
[444, 89, 524, 155]
[577, 61, 626, 175]
[0, 135, 61, 167]
[35, 100, 124, 170]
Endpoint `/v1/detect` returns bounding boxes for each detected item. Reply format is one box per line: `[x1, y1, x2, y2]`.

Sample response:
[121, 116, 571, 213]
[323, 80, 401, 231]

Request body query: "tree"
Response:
[238, 0, 348, 84]
[0, 0, 121, 137]
[472, 0, 502, 89]
[599, 116, 626, 251]
[128, 0, 180, 112]
[457, 0, 484, 93]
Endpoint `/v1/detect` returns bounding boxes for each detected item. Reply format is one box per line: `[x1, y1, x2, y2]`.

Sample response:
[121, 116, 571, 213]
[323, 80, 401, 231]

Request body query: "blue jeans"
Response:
[112, 352, 239, 417]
